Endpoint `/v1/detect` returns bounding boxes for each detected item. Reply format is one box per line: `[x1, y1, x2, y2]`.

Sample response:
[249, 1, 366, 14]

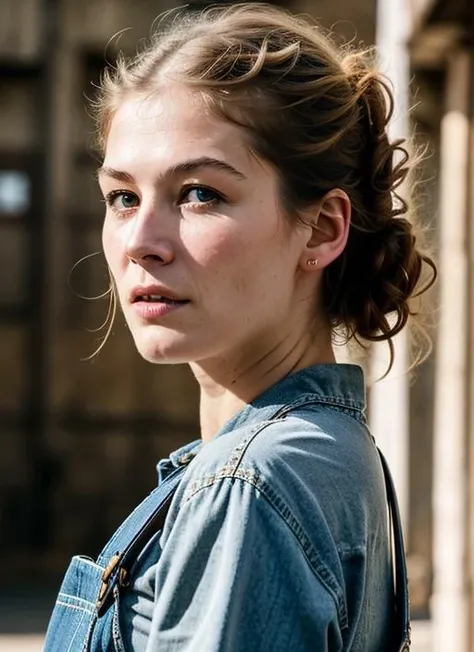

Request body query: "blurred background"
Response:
[0, 0, 472, 650]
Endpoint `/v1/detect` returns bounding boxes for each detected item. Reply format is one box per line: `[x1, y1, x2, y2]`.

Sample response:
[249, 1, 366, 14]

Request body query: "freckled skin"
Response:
[99, 87, 334, 373]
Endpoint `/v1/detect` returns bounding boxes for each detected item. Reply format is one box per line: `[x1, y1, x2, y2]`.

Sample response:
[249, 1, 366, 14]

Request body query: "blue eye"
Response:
[183, 186, 221, 204]
[119, 193, 139, 208]
[105, 190, 139, 211]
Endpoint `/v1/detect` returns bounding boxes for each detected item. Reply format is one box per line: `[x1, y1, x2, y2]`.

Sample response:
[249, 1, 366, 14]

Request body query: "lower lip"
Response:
[132, 300, 189, 320]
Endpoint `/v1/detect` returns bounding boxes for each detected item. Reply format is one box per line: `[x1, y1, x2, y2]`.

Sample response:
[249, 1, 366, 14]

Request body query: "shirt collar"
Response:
[217, 363, 366, 435]
[157, 363, 365, 482]
[157, 439, 202, 483]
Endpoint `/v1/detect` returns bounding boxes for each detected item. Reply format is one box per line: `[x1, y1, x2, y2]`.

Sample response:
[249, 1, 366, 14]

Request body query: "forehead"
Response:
[104, 87, 254, 170]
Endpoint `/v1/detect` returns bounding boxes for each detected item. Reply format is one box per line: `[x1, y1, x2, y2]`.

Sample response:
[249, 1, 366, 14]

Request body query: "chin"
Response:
[131, 328, 207, 365]
[138, 347, 189, 365]
[135, 339, 191, 365]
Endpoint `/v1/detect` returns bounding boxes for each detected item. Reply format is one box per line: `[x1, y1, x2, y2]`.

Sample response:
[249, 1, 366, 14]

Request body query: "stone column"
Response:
[466, 44, 474, 652]
[370, 0, 412, 531]
[431, 49, 470, 652]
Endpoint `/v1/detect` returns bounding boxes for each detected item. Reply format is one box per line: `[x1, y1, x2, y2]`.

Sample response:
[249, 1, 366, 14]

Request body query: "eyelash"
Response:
[103, 190, 138, 213]
[103, 185, 225, 216]
[179, 185, 224, 207]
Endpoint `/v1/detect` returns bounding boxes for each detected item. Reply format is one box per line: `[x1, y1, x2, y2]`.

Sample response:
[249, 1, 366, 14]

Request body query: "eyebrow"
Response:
[97, 156, 247, 183]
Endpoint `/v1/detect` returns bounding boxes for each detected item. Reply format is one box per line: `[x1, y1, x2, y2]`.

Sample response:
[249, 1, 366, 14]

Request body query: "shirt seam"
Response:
[276, 394, 366, 422]
[182, 471, 348, 629]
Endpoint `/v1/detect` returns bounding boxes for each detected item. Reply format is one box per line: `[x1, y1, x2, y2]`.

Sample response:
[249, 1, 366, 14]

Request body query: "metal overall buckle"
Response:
[96, 553, 128, 614]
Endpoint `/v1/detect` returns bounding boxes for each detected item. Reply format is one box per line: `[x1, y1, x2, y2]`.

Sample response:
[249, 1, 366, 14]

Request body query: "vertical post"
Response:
[24, 0, 59, 551]
[431, 50, 469, 652]
[371, 0, 411, 531]
[26, 0, 63, 556]
[466, 9, 474, 648]
[468, 46, 474, 652]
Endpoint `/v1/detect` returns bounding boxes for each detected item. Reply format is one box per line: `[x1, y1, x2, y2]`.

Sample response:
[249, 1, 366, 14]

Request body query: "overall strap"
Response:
[96, 465, 187, 616]
[377, 448, 411, 652]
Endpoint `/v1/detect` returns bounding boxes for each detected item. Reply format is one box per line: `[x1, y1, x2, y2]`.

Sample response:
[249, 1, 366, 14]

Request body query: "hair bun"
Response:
[326, 213, 434, 351]
[370, 218, 421, 318]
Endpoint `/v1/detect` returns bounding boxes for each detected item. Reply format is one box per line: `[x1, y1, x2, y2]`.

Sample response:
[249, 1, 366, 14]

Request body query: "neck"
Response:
[190, 328, 335, 443]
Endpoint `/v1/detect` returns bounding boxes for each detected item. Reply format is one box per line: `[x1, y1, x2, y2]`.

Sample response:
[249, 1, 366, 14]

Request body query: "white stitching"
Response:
[58, 593, 95, 608]
[55, 600, 94, 614]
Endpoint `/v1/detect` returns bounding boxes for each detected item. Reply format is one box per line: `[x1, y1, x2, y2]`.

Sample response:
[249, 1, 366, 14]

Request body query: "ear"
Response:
[298, 189, 351, 271]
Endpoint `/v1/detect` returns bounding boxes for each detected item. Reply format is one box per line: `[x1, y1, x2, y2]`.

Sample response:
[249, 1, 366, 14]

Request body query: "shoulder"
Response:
[164, 407, 375, 629]
[182, 402, 379, 497]
[174, 403, 385, 544]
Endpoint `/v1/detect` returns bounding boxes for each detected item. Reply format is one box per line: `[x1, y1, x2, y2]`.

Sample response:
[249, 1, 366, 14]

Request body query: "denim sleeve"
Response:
[145, 476, 343, 652]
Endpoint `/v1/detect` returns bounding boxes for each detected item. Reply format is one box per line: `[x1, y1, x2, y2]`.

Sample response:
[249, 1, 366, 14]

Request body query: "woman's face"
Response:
[99, 87, 314, 365]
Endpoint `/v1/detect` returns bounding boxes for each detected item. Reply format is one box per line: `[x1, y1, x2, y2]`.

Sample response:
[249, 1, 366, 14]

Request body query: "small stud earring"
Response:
[307, 259, 319, 267]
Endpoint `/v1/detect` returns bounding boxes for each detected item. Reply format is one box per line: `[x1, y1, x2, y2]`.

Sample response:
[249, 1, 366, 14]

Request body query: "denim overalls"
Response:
[43, 445, 196, 652]
[44, 366, 411, 652]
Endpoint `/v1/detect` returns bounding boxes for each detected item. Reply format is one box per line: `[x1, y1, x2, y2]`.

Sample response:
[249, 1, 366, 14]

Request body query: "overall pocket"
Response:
[44, 556, 104, 652]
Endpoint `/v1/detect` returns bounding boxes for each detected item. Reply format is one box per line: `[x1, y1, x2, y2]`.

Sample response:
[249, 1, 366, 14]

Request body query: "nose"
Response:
[124, 208, 175, 266]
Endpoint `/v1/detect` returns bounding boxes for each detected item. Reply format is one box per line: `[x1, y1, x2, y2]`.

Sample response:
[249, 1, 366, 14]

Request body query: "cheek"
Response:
[184, 220, 279, 307]
[101, 217, 113, 262]
[102, 217, 124, 273]
[187, 206, 280, 265]
[182, 220, 248, 271]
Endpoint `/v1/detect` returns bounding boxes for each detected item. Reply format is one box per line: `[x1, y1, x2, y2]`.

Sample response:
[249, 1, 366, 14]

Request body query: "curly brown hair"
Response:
[94, 2, 436, 370]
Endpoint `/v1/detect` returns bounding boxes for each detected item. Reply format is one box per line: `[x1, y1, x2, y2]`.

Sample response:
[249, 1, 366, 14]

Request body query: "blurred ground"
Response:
[0, 584, 55, 651]
[0, 635, 44, 651]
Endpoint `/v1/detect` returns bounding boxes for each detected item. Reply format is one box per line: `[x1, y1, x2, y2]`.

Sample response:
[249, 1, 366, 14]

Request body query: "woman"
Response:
[44, 3, 435, 651]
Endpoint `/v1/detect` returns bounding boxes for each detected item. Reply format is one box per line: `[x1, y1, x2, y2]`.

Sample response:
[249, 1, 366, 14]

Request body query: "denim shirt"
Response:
[119, 364, 395, 652]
